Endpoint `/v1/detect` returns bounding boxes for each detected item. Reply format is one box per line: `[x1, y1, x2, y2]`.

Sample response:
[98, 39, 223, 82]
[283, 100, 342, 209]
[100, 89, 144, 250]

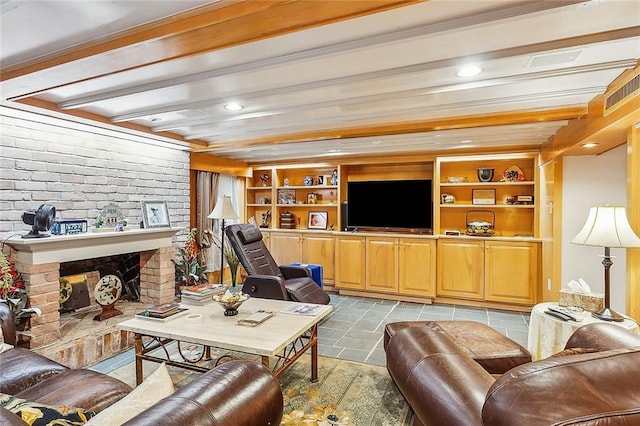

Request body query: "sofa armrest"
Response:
[0, 347, 68, 394]
[565, 323, 640, 351]
[242, 275, 288, 300]
[123, 360, 283, 426]
[279, 265, 311, 279]
[0, 302, 17, 346]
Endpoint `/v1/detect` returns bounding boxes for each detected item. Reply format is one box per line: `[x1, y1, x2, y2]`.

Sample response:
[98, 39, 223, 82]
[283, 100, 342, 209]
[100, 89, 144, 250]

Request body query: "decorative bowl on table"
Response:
[213, 291, 250, 316]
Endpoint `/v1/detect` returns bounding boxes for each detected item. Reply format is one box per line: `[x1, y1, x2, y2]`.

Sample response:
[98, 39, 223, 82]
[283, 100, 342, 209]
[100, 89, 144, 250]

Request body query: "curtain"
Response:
[196, 171, 218, 271]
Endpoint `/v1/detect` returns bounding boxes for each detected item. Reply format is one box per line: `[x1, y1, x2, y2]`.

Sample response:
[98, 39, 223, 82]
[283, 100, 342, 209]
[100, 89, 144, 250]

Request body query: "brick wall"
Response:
[0, 109, 190, 241]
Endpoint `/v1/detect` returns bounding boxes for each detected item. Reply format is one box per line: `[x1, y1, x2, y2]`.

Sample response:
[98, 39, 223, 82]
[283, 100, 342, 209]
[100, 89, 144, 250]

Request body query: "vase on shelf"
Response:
[477, 168, 494, 182]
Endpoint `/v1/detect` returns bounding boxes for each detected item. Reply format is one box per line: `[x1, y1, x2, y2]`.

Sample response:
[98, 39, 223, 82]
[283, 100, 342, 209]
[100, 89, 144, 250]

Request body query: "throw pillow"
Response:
[85, 362, 174, 426]
[0, 393, 95, 425]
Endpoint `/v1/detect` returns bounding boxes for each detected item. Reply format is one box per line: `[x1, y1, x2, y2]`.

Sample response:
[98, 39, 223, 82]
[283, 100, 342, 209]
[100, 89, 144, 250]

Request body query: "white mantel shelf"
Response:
[5, 227, 183, 265]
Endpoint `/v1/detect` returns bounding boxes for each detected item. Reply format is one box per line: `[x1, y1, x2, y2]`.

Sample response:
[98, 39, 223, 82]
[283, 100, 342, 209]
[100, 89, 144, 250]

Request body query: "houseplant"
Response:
[174, 228, 208, 288]
[0, 250, 30, 326]
[209, 232, 240, 287]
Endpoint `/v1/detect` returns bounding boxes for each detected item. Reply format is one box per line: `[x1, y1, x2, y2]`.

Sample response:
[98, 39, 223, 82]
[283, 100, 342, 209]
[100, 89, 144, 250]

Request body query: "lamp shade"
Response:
[571, 206, 640, 248]
[207, 195, 239, 220]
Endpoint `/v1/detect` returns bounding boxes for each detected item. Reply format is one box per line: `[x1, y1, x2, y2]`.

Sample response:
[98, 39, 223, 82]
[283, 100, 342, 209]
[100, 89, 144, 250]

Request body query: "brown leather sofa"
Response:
[225, 223, 330, 304]
[385, 320, 640, 426]
[0, 302, 283, 425]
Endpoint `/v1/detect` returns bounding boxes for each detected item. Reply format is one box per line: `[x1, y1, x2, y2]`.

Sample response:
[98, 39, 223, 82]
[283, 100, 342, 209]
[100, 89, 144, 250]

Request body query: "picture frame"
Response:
[444, 229, 461, 236]
[278, 189, 296, 204]
[472, 189, 496, 205]
[308, 211, 328, 230]
[141, 200, 171, 228]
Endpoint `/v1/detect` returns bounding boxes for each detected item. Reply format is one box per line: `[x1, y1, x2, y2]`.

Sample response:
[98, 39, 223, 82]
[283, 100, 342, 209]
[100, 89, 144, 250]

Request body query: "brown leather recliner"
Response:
[385, 321, 640, 426]
[225, 223, 330, 305]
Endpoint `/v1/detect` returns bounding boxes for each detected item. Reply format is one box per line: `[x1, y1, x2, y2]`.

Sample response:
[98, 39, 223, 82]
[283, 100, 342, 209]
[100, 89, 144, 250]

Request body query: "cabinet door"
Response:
[302, 234, 335, 284]
[436, 239, 484, 299]
[269, 232, 302, 265]
[366, 237, 398, 292]
[399, 239, 436, 297]
[485, 241, 539, 304]
[335, 236, 365, 289]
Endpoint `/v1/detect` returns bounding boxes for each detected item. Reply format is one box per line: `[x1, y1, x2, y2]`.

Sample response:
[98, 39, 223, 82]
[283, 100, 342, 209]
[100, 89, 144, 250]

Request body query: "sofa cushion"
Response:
[86, 362, 174, 426]
[0, 393, 95, 425]
[384, 320, 531, 374]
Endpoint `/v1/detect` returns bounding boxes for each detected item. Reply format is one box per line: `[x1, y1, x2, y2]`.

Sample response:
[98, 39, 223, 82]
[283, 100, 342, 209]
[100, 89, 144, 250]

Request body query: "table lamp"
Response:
[571, 206, 640, 321]
[207, 196, 239, 285]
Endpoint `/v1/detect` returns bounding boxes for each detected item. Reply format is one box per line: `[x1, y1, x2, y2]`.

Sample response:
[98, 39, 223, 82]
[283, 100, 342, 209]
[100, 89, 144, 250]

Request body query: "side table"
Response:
[527, 301, 639, 360]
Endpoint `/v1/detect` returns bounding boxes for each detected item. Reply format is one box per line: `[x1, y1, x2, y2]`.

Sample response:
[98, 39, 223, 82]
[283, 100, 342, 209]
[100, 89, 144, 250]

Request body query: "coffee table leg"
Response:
[311, 325, 318, 383]
[134, 334, 143, 385]
[261, 355, 270, 369]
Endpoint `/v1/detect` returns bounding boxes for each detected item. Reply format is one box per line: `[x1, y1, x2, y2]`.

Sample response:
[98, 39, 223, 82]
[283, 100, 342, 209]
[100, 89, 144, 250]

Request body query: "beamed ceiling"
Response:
[1, 0, 639, 165]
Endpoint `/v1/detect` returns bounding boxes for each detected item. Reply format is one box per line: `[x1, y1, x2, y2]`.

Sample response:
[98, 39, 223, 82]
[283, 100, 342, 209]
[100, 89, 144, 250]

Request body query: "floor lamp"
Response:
[208, 195, 239, 285]
[571, 206, 640, 321]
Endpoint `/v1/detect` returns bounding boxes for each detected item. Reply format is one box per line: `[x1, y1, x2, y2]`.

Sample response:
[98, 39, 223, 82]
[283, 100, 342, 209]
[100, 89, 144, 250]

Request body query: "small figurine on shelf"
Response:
[260, 210, 271, 228]
[331, 168, 338, 186]
[260, 173, 270, 187]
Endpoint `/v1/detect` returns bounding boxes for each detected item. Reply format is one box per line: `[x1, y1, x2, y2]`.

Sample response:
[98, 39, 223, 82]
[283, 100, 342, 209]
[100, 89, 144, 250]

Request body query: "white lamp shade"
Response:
[571, 206, 640, 248]
[207, 195, 239, 220]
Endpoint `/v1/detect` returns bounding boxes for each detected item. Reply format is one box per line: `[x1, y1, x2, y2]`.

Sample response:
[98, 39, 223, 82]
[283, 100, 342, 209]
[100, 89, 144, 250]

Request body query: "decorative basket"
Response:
[466, 210, 495, 236]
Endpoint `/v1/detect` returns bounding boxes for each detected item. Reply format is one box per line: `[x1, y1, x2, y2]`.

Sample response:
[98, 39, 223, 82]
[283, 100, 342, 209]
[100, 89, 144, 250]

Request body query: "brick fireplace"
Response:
[4, 228, 181, 349]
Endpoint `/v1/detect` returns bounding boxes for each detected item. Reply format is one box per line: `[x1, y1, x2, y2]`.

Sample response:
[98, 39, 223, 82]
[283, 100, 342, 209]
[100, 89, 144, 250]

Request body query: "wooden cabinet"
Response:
[365, 237, 398, 292]
[437, 239, 485, 299]
[437, 238, 539, 305]
[302, 233, 335, 284]
[485, 240, 539, 304]
[335, 235, 365, 290]
[399, 238, 436, 297]
[269, 232, 302, 265]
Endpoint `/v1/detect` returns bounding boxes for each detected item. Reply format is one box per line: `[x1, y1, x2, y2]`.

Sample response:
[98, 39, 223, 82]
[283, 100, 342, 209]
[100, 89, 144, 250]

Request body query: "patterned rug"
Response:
[105, 346, 412, 426]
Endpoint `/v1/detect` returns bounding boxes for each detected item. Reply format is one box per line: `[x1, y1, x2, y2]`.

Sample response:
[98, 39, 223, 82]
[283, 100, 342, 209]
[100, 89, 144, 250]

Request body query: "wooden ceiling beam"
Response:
[0, 0, 422, 100]
[196, 107, 586, 152]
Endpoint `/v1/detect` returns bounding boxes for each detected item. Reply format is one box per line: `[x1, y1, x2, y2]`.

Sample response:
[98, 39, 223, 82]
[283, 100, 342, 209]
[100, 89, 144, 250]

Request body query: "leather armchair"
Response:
[225, 223, 330, 305]
[386, 321, 640, 426]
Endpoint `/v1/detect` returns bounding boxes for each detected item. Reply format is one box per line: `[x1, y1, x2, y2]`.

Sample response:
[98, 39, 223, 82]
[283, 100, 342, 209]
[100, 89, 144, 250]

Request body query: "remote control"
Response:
[545, 309, 570, 321]
[547, 306, 578, 321]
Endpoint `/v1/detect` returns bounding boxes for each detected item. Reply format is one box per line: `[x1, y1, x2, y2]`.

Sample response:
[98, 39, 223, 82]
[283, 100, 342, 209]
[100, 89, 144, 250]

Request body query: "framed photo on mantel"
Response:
[141, 200, 171, 228]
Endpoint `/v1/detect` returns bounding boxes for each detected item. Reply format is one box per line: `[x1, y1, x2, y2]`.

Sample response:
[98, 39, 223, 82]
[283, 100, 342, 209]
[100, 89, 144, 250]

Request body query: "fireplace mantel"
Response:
[5, 227, 183, 265]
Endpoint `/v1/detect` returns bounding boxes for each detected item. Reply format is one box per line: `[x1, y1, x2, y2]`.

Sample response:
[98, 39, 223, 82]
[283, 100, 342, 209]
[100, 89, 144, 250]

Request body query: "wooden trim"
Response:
[627, 126, 640, 321]
[190, 152, 251, 177]
[541, 63, 640, 163]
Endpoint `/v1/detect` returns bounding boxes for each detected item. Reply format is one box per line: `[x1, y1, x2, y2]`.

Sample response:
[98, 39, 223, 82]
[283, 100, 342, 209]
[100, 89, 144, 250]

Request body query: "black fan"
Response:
[22, 204, 56, 238]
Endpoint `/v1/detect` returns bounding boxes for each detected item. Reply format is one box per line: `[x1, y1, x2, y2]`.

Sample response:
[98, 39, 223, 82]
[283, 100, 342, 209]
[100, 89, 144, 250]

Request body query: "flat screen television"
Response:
[347, 179, 432, 231]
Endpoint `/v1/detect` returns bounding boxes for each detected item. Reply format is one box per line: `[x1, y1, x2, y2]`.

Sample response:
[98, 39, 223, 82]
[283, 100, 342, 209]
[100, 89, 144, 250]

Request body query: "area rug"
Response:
[104, 345, 412, 426]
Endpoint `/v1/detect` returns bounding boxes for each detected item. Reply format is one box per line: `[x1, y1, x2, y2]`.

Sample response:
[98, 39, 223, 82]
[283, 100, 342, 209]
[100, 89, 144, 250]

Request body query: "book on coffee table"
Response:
[237, 310, 275, 326]
[135, 307, 189, 322]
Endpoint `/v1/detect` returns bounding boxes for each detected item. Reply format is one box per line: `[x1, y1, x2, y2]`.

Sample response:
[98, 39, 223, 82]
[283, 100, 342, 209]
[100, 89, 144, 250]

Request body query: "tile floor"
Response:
[90, 293, 531, 373]
[318, 294, 530, 367]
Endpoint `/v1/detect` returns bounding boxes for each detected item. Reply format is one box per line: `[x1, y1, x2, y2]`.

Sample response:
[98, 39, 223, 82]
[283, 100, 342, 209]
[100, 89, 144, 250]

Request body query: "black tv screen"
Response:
[347, 180, 432, 230]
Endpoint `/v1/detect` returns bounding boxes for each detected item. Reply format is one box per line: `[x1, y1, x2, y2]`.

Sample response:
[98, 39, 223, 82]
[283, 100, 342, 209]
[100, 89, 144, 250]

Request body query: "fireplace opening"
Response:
[59, 253, 140, 313]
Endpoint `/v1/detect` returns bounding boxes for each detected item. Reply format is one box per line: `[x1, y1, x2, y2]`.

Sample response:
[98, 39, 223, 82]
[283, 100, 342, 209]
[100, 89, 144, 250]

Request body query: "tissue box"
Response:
[558, 290, 604, 312]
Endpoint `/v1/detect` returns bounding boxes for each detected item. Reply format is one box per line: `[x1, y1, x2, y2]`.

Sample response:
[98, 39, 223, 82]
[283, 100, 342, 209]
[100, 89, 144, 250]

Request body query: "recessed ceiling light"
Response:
[582, 142, 599, 148]
[457, 66, 482, 78]
[371, 140, 382, 145]
[224, 103, 244, 111]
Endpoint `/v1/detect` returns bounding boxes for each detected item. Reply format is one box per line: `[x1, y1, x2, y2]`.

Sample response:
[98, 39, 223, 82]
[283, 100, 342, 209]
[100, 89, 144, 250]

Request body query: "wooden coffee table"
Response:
[118, 298, 332, 385]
